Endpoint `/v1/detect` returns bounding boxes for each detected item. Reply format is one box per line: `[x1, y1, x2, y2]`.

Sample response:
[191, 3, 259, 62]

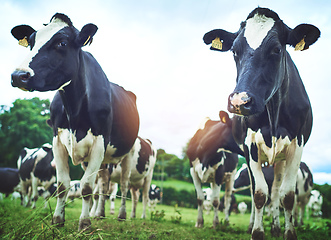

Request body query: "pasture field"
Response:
[0, 196, 330, 240]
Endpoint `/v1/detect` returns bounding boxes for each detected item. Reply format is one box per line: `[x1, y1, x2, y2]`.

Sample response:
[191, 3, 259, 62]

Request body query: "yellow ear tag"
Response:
[212, 37, 223, 50]
[295, 38, 305, 51]
[83, 36, 91, 46]
[18, 37, 29, 47]
[221, 116, 227, 124]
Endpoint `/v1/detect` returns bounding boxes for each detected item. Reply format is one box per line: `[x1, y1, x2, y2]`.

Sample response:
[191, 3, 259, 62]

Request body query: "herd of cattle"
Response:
[3, 6, 322, 240]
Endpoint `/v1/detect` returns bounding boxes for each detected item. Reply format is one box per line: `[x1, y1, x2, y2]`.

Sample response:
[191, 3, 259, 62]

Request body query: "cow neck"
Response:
[59, 89, 72, 130]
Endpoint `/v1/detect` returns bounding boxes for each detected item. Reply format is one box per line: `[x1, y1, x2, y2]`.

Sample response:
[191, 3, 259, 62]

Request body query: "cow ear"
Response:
[76, 23, 98, 47]
[203, 29, 236, 52]
[219, 111, 230, 124]
[11, 25, 36, 48]
[287, 24, 320, 51]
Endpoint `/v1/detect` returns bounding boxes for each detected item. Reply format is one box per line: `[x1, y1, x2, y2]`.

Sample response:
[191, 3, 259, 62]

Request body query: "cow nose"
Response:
[11, 70, 31, 90]
[228, 92, 252, 115]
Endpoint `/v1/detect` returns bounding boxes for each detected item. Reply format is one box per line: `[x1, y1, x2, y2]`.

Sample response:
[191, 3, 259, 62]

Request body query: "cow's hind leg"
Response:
[95, 164, 109, 219]
[130, 188, 139, 219]
[210, 183, 221, 228]
[118, 154, 133, 220]
[190, 167, 204, 228]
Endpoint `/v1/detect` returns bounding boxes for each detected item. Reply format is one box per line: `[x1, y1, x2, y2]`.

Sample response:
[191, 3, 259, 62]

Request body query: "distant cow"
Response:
[0, 167, 20, 196]
[11, 13, 139, 230]
[66, 180, 81, 201]
[219, 193, 237, 215]
[148, 184, 161, 212]
[17, 144, 56, 208]
[307, 190, 323, 217]
[202, 188, 213, 214]
[187, 111, 243, 228]
[234, 162, 313, 229]
[203, 7, 320, 239]
[90, 137, 157, 219]
[238, 202, 247, 215]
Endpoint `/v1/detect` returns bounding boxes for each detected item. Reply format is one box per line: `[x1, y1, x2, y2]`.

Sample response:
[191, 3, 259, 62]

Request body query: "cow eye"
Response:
[272, 47, 281, 55]
[56, 41, 67, 49]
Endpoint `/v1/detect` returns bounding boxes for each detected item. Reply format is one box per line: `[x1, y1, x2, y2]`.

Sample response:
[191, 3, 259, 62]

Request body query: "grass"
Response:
[1, 195, 330, 240]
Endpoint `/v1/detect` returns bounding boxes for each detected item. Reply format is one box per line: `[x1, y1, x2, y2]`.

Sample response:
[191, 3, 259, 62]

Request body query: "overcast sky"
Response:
[0, 0, 330, 184]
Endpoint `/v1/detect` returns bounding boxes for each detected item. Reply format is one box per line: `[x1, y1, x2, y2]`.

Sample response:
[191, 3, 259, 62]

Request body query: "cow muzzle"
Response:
[228, 92, 252, 115]
[11, 70, 31, 91]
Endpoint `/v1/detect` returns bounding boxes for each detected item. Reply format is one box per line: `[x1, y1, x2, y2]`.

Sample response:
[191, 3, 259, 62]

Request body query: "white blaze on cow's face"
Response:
[244, 13, 275, 50]
[16, 18, 69, 76]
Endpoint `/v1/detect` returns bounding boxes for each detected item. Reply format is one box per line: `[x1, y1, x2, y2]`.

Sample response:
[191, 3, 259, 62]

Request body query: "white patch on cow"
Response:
[16, 18, 69, 76]
[216, 148, 233, 154]
[244, 13, 275, 50]
[57, 128, 120, 166]
[192, 157, 224, 183]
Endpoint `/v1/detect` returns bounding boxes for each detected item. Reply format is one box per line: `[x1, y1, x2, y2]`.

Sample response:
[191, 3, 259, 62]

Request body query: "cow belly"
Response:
[192, 159, 219, 183]
[58, 128, 121, 165]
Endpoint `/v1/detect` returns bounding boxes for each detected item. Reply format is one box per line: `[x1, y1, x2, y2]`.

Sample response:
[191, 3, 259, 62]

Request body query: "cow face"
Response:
[11, 13, 97, 92]
[203, 7, 320, 116]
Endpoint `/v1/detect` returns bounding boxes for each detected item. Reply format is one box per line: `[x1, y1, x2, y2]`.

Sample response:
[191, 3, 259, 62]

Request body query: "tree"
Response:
[0, 98, 53, 168]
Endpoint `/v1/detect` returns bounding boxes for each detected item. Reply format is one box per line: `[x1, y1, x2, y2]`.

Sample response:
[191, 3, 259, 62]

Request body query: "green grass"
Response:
[151, 178, 196, 191]
[0, 195, 330, 240]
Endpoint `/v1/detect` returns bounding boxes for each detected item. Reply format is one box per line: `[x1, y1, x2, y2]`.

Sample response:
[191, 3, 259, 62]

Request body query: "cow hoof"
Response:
[117, 213, 127, 221]
[110, 210, 115, 215]
[78, 218, 91, 231]
[271, 225, 281, 237]
[52, 216, 65, 227]
[284, 230, 297, 240]
[252, 229, 265, 240]
[195, 220, 204, 228]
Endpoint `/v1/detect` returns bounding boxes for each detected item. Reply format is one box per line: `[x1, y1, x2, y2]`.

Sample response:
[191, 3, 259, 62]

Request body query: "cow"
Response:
[238, 201, 248, 215]
[17, 144, 56, 208]
[202, 188, 213, 214]
[307, 190, 323, 217]
[90, 137, 156, 219]
[234, 162, 313, 229]
[66, 180, 81, 201]
[0, 167, 20, 197]
[203, 7, 320, 239]
[148, 184, 161, 212]
[187, 111, 244, 228]
[11, 13, 139, 231]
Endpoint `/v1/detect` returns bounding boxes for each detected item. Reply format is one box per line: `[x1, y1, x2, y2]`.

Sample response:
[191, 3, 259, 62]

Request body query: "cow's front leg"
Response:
[270, 161, 285, 237]
[210, 182, 221, 227]
[141, 172, 153, 219]
[79, 137, 105, 230]
[250, 160, 268, 240]
[280, 146, 302, 240]
[31, 176, 39, 209]
[52, 137, 70, 227]
[223, 169, 236, 223]
[95, 164, 109, 218]
[190, 167, 204, 228]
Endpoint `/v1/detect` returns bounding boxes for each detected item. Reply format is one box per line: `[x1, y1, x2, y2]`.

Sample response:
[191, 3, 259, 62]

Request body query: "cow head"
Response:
[11, 13, 98, 92]
[203, 7, 320, 116]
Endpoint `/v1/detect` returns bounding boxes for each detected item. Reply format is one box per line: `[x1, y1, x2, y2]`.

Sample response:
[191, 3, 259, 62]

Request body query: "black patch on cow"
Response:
[299, 162, 313, 192]
[0, 168, 20, 194]
[136, 137, 152, 174]
[51, 13, 73, 27]
[19, 154, 37, 181]
[246, 7, 280, 22]
[250, 143, 258, 162]
[34, 150, 55, 181]
[215, 164, 225, 186]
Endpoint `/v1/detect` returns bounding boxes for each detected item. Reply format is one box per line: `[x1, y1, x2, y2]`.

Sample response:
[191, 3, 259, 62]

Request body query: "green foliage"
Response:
[150, 210, 165, 222]
[313, 183, 331, 218]
[0, 98, 53, 168]
[170, 204, 182, 224]
[162, 186, 197, 208]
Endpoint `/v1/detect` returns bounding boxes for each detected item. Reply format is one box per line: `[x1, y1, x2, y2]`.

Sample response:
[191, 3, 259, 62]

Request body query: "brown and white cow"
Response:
[204, 7, 320, 239]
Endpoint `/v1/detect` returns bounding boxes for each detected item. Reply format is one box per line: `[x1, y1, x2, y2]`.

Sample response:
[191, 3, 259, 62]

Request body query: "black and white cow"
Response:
[0, 167, 20, 197]
[187, 111, 243, 228]
[306, 189, 323, 218]
[148, 184, 161, 212]
[17, 144, 56, 208]
[234, 162, 313, 230]
[104, 137, 157, 219]
[11, 14, 139, 230]
[203, 7, 320, 239]
[219, 193, 237, 215]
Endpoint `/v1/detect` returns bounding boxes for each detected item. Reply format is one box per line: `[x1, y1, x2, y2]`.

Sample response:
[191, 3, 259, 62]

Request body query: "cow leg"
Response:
[210, 182, 221, 227]
[223, 169, 236, 223]
[21, 181, 30, 206]
[270, 161, 285, 237]
[190, 167, 204, 228]
[141, 171, 153, 219]
[79, 138, 105, 230]
[31, 176, 39, 209]
[250, 160, 268, 240]
[118, 154, 132, 220]
[95, 164, 109, 218]
[280, 146, 302, 240]
[109, 182, 118, 215]
[248, 197, 255, 233]
[89, 183, 99, 217]
[52, 137, 70, 228]
[130, 188, 139, 219]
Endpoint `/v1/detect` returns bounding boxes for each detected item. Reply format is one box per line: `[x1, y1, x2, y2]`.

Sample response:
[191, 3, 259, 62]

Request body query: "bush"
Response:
[162, 187, 197, 208]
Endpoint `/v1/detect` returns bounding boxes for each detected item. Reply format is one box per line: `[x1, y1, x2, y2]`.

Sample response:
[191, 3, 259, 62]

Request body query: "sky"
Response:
[0, 0, 330, 184]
